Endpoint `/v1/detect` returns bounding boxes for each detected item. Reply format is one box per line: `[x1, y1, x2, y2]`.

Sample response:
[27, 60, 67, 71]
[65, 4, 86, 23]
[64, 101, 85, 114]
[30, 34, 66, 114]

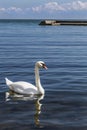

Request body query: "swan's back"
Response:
[11, 81, 38, 94]
[5, 78, 38, 95]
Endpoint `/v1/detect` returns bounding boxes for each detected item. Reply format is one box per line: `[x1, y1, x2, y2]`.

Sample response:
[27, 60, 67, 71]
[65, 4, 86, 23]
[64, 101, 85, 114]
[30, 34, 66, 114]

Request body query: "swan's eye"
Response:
[41, 63, 45, 67]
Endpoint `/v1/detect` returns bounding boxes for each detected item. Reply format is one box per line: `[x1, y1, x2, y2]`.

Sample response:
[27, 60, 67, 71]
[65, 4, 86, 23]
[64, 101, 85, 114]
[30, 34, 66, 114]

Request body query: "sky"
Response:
[0, 0, 87, 19]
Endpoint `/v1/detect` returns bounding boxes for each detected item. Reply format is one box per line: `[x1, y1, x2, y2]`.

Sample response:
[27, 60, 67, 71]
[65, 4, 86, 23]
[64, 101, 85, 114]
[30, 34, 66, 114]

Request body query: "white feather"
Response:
[5, 61, 47, 95]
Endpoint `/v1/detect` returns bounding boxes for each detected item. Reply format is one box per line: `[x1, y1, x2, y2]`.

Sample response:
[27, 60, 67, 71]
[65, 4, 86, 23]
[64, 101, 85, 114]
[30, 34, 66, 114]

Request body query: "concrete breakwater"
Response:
[39, 20, 87, 26]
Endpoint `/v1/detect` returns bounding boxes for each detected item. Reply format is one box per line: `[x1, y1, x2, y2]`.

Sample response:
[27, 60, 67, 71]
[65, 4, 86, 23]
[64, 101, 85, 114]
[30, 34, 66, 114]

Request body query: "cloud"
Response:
[0, 8, 6, 12]
[65, 1, 87, 10]
[32, 2, 65, 12]
[32, 5, 42, 12]
[0, 1, 87, 15]
[32, 1, 87, 13]
[7, 7, 22, 12]
[0, 7, 22, 13]
[44, 2, 65, 11]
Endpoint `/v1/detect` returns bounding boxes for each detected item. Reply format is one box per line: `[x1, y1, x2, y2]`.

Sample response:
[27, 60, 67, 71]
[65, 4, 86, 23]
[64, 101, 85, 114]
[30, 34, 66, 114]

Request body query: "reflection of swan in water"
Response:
[5, 91, 44, 127]
[5, 90, 39, 101]
[34, 94, 44, 127]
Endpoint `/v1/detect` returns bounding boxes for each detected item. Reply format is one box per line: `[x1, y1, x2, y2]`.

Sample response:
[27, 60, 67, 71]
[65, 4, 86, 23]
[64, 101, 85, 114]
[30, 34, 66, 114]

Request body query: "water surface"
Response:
[0, 20, 87, 129]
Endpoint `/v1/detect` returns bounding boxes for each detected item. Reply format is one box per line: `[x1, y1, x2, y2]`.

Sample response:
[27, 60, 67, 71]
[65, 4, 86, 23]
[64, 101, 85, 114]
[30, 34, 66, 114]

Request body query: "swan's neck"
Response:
[35, 66, 44, 94]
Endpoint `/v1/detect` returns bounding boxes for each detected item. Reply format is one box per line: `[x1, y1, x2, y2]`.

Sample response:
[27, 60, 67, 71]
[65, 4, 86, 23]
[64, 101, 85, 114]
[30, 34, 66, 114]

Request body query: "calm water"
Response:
[0, 20, 87, 130]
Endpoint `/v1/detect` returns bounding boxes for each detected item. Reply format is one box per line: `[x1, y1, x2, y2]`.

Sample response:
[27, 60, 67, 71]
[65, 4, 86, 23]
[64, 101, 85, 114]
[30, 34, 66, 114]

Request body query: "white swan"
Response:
[5, 61, 48, 95]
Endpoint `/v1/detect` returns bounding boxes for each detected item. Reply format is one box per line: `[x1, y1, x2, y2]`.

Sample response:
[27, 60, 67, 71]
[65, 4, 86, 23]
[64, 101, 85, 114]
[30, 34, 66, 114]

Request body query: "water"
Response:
[0, 20, 87, 129]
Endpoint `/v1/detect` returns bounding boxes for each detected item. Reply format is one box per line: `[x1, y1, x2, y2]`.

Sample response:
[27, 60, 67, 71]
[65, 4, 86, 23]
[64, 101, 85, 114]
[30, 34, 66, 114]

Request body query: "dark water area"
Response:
[0, 19, 87, 129]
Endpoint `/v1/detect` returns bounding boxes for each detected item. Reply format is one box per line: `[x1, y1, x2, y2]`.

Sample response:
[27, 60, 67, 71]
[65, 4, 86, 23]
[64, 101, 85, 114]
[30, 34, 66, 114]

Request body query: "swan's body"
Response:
[5, 61, 47, 95]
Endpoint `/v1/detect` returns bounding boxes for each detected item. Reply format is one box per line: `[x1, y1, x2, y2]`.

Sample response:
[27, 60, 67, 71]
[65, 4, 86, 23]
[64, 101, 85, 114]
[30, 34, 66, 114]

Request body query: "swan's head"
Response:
[36, 61, 48, 69]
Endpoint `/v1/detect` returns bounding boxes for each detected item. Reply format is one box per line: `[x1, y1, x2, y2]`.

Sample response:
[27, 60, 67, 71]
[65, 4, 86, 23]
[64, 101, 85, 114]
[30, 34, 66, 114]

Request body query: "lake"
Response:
[0, 19, 87, 130]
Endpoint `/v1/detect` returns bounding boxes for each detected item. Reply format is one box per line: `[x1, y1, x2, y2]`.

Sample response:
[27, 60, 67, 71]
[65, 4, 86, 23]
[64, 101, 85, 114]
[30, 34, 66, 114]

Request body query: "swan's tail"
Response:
[5, 78, 13, 86]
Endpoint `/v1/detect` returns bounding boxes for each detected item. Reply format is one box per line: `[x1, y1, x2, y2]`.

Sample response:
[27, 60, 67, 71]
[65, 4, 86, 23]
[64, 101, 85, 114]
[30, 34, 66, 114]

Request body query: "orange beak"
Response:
[43, 64, 48, 70]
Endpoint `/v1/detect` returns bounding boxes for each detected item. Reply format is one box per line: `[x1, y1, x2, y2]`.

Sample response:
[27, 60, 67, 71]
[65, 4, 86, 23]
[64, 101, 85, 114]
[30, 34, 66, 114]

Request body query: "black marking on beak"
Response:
[41, 63, 48, 69]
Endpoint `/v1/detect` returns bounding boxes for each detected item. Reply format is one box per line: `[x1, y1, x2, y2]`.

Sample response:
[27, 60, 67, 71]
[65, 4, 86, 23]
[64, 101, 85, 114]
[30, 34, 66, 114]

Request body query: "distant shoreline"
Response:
[0, 19, 87, 21]
[0, 19, 87, 26]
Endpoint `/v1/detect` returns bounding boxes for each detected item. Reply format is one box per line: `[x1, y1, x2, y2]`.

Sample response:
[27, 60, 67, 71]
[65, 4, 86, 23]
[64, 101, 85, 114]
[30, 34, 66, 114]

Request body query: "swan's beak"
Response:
[43, 64, 48, 70]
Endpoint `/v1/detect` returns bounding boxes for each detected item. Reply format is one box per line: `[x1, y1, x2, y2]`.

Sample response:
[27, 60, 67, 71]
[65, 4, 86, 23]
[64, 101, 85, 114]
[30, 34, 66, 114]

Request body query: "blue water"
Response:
[0, 20, 87, 129]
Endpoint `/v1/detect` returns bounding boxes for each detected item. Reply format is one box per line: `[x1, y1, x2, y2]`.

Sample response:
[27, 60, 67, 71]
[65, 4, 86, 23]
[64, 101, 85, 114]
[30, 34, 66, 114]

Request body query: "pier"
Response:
[39, 20, 87, 26]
